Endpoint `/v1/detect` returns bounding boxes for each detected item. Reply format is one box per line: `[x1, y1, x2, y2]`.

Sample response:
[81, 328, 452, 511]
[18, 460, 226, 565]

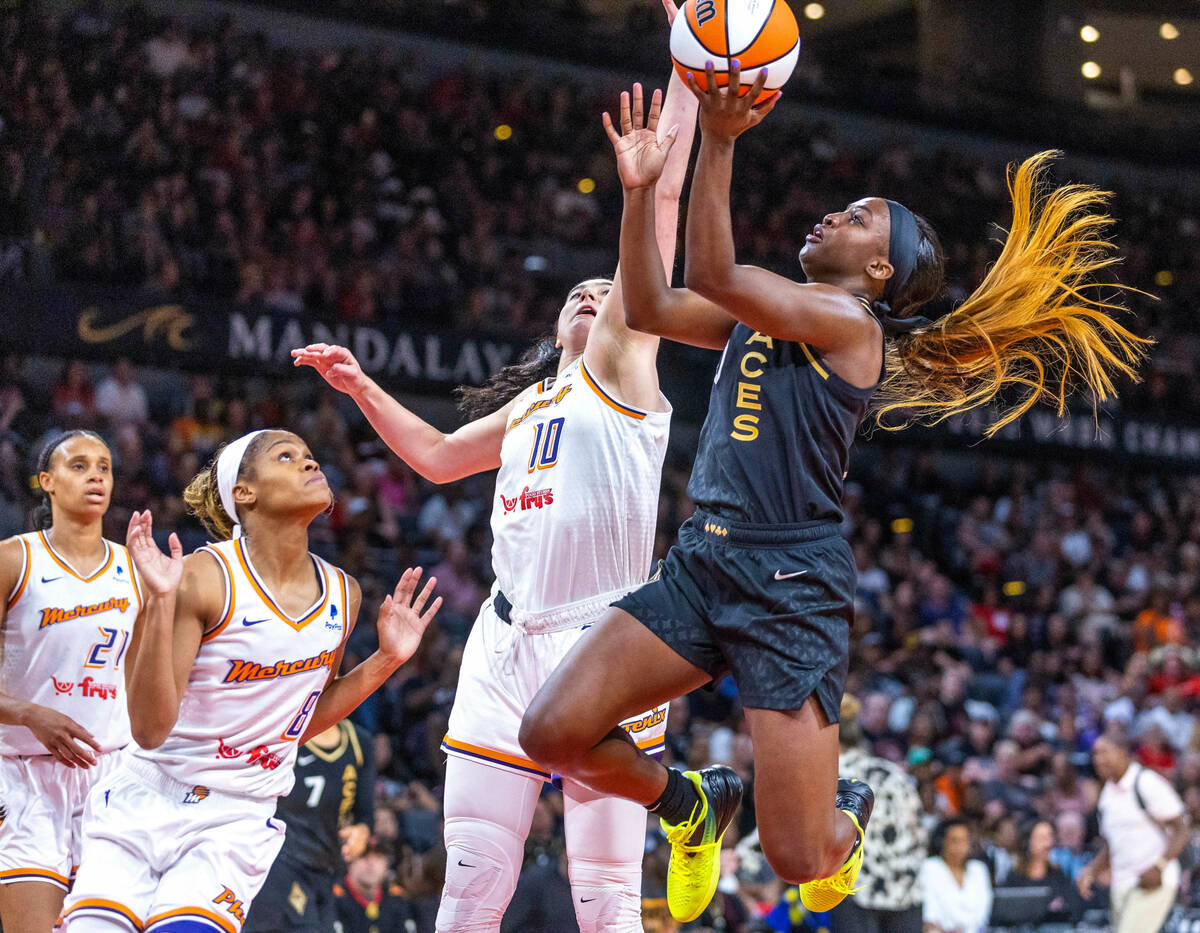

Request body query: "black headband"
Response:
[883, 199, 919, 302]
[873, 199, 931, 336]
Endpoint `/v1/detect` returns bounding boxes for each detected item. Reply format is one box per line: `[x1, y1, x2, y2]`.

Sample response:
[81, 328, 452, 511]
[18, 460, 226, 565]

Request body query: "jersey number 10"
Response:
[527, 417, 565, 473]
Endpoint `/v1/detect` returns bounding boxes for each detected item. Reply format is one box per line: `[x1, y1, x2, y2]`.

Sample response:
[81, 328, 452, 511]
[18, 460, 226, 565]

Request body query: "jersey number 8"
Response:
[282, 689, 321, 741]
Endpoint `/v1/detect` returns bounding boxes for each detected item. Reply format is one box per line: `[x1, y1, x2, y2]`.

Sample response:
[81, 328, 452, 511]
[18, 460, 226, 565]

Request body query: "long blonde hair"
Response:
[873, 150, 1152, 436]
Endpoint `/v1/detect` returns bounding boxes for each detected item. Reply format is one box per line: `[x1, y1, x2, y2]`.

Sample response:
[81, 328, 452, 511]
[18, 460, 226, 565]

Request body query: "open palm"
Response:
[377, 568, 441, 667]
[126, 510, 183, 596]
[604, 83, 679, 191]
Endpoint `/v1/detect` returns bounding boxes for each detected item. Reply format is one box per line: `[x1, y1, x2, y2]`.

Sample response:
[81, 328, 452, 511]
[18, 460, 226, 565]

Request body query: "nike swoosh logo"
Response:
[41, 576, 62, 584]
[458, 860, 476, 868]
[580, 898, 597, 903]
[297, 755, 315, 765]
[241, 618, 270, 627]
[774, 570, 808, 580]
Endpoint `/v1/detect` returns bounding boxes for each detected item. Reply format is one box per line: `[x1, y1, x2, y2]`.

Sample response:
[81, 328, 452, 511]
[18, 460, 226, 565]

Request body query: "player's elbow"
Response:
[130, 722, 169, 750]
[684, 262, 728, 299]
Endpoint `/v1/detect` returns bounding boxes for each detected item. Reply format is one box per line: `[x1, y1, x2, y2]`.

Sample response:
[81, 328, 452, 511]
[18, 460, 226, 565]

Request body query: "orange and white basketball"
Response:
[670, 0, 801, 105]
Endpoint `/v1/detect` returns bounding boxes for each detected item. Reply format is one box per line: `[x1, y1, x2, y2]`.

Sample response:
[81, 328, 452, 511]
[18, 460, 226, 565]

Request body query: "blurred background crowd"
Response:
[3, 1, 1200, 931]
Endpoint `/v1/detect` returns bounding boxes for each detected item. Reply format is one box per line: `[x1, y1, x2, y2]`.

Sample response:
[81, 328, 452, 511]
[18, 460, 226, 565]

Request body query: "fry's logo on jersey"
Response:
[222, 649, 337, 684]
[39, 597, 131, 629]
[507, 384, 573, 432]
[182, 785, 210, 804]
[49, 676, 117, 699]
[500, 486, 554, 513]
[213, 738, 282, 770]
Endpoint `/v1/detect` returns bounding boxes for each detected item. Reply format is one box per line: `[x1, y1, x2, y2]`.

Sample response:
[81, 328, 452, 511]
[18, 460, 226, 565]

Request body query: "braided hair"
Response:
[32, 430, 109, 530]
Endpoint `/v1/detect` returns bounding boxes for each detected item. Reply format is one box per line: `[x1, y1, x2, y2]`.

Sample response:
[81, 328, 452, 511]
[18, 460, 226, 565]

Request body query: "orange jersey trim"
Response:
[579, 361, 647, 421]
[0, 866, 71, 887]
[335, 568, 350, 647]
[441, 736, 551, 779]
[37, 532, 114, 582]
[145, 906, 237, 933]
[7, 536, 31, 610]
[200, 546, 237, 643]
[235, 540, 329, 631]
[62, 897, 145, 929]
[121, 546, 143, 614]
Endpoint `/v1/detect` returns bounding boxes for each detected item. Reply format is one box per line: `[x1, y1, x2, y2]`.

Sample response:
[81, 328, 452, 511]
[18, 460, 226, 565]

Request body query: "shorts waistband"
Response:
[125, 754, 261, 805]
[494, 585, 636, 634]
[690, 509, 841, 547]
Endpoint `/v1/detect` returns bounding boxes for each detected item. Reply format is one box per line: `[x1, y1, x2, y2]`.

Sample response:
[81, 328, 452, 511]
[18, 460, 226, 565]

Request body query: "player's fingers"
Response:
[683, 71, 704, 101]
[660, 123, 680, 154]
[393, 567, 418, 601]
[728, 58, 741, 96]
[631, 82, 644, 130]
[411, 576, 437, 615]
[661, 0, 678, 25]
[704, 61, 718, 98]
[746, 66, 769, 104]
[752, 90, 781, 119]
[647, 87, 663, 132]
[602, 110, 620, 147]
[420, 596, 443, 626]
[618, 91, 633, 136]
[168, 532, 182, 560]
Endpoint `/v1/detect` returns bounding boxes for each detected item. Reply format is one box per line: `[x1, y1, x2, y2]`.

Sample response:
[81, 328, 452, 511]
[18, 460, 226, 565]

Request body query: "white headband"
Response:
[217, 430, 268, 539]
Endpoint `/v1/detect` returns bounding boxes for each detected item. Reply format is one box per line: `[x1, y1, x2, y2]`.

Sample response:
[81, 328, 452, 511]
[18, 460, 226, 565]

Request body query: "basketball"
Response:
[670, 0, 800, 105]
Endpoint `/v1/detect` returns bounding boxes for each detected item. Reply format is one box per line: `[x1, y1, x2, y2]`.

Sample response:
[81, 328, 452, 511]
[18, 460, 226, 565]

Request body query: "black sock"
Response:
[648, 768, 701, 825]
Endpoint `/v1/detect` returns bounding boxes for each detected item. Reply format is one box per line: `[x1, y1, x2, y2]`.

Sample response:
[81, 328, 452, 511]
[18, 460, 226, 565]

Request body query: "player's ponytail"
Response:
[456, 337, 562, 421]
[872, 150, 1152, 436]
[32, 430, 108, 529]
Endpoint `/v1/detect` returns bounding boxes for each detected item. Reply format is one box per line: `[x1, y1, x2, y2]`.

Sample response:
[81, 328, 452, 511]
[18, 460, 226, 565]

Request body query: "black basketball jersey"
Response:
[686, 318, 879, 526]
[273, 720, 375, 874]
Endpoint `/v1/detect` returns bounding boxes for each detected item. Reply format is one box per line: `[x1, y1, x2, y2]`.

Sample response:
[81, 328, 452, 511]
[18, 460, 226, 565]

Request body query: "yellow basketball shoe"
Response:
[798, 777, 875, 913]
[661, 765, 743, 922]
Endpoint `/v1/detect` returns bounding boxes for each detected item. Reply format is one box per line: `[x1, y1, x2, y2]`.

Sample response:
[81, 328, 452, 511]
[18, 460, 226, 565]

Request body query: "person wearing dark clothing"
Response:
[334, 844, 415, 933]
[500, 855, 580, 933]
[245, 721, 375, 932]
[1000, 820, 1084, 925]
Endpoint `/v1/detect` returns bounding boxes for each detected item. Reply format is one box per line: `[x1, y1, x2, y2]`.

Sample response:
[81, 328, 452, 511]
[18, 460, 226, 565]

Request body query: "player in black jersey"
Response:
[243, 720, 374, 933]
[520, 68, 1148, 922]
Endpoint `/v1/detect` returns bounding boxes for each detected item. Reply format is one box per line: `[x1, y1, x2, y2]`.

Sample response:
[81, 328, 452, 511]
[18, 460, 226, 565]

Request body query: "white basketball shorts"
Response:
[61, 755, 285, 933]
[0, 750, 125, 890]
[441, 593, 668, 781]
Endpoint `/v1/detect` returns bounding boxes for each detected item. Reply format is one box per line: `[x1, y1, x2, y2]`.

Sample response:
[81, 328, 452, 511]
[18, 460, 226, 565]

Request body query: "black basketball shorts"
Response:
[242, 854, 337, 933]
[614, 509, 854, 719]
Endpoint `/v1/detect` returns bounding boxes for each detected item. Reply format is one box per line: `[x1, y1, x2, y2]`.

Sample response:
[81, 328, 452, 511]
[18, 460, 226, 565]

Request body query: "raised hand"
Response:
[376, 568, 441, 667]
[684, 60, 780, 141]
[603, 83, 680, 192]
[661, 0, 680, 26]
[291, 343, 370, 397]
[126, 510, 182, 597]
[21, 703, 101, 768]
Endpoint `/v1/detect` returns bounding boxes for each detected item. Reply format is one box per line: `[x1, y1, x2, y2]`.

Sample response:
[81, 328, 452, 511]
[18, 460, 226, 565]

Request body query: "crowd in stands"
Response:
[4, 3, 1200, 931]
[4, 4, 1200, 416]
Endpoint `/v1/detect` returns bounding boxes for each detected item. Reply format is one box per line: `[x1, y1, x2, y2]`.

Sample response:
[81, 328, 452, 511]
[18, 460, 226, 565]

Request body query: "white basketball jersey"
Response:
[0, 532, 139, 757]
[134, 538, 349, 799]
[490, 358, 670, 613]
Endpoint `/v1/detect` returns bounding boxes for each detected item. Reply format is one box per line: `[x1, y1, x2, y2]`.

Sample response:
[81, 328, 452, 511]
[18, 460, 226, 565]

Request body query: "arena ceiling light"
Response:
[1080, 25, 1099, 43]
[804, 3, 825, 19]
[1160, 22, 1179, 40]
[1081, 61, 1102, 79]
[1176, 67, 1194, 86]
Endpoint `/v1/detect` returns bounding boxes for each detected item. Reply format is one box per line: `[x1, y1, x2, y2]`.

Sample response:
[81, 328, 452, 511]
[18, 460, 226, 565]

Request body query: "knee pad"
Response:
[435, 816, 523, 933]
[568, 856, 643, 933]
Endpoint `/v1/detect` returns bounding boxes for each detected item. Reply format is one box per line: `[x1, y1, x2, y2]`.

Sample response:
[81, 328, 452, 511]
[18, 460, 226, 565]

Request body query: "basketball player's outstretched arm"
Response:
[683, 64, 878, 353]
[581, 3, 701, 404]
[605, 82, 734, 350]
[292, 343, 514, 483]
[0, 537, 102, 766]
[298, 568, 441, 742]
[122, 510, 213, 748]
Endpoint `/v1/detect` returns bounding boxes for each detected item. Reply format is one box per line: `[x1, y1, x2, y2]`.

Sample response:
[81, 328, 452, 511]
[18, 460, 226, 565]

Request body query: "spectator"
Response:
[1078, 733, 1191, 933]
[919, 819, 993, 933]
[334, 842, 414, 933]
[1000, 819, 1083, 924]
[830, 694, 926, 933]
[94, 357, 149, 428]
[51, 360, 96, 427]
[1049, 810, 1093, 884]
